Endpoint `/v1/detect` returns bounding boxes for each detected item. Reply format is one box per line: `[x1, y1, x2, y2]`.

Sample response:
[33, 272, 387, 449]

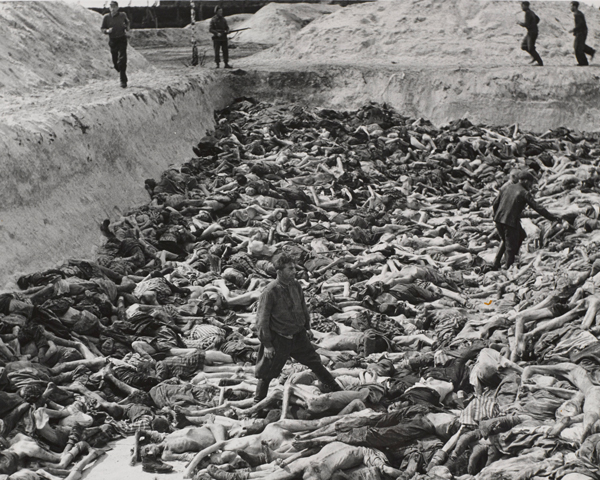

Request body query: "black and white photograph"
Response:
[1, 0, 600, 479]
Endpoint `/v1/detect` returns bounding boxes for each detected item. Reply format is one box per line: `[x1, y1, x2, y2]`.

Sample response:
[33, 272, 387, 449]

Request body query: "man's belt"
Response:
[277, 330, 304, 340]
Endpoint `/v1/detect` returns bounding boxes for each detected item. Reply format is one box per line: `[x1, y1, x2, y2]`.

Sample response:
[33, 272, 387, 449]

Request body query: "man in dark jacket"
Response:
[254, 252, 341, 405]
[492, 171, 560, 270]
[209, 6, 231, 69]
[101, 1, 131, 88]
[517, 2, 543, 66]
[570, 1, 596, 66]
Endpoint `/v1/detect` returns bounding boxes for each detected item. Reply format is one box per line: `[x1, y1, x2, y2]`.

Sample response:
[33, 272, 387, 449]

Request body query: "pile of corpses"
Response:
[3, 100, 600, 480]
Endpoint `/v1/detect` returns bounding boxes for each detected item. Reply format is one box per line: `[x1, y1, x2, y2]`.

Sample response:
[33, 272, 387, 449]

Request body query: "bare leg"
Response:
[7, 337, 21, 357]
[337, 399, 366, 415]
[184, 441, 227, 478]
[58, 441, 89, 469]
[131, 430, 141, 466]
[64, 448, 104, 480]
[235, 390, 283, 418]
[63, 382, 117, 411]
[43, 330, 95, 360]
[427, 425, 464, 471]
[28, 285, 55, 304]
[177, 399, 254, 418]
[203, 365, 254, 374]
[169, 347, 200, 356]
[36, 407, 71, 420]
[524, 304, 587, 341]
[205, 351, 235, 364]
[103, 367, 139, 397]
[581, 295, 600, 330]
[35, 469, 65, 480]
[131, 340, 157, 361]
[0, 338, 17, 361]
[50, 358, 106, 375]
[511, 308, 555, 361]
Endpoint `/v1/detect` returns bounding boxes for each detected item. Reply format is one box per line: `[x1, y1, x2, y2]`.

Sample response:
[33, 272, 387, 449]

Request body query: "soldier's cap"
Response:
[571, 1, 579, 7]
[521, 1, 530, 6]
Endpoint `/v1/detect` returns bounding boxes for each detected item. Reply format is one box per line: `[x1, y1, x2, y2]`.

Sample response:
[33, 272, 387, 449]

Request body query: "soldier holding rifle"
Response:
[209, 6, 231, 68]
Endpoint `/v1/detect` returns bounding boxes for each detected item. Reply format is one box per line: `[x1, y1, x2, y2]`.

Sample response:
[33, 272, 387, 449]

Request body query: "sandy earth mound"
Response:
[130, 2, 340, 49]
[0, 1, 149, 95]
[249, 0, 600, 66]
[130, 14, 253, 48]
[232, 2, 340, 44]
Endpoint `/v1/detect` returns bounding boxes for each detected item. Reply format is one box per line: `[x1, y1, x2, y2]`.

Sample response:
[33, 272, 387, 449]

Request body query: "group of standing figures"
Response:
[519, 0, 596, 66]
[99, 0, 599, 87]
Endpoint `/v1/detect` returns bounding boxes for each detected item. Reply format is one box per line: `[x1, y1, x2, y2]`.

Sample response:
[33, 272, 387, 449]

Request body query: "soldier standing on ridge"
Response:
[209, 6, 232, 69]
[517, 1, 543, 66]
[101, 0, 131, 88]
[570, 1, 596, 66]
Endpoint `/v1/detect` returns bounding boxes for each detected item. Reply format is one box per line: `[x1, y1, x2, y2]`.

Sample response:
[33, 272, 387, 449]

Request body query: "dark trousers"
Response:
[574, 32, 595, 66]
[521, 32, 543, 65]
[109, 36, 128, 83]
[493, 222, 526, 269]
[213, 38, 229, 65]
[254, 330, 337, 401]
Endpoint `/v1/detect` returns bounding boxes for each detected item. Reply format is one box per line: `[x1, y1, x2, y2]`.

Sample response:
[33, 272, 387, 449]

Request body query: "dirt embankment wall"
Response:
[0, 74, 234, 287]
[226, 66, 600, 132]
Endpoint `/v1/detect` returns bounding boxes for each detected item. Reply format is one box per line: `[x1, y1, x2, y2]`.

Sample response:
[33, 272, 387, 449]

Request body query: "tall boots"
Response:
[254, 371, 342, 406]
[312, 365, 344, 393]
[322, 379, 344, 393]
[254, 378, 270, 405]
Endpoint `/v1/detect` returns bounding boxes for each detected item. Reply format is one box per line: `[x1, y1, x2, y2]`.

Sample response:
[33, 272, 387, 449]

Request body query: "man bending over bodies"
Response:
[492, 170, 560, 270]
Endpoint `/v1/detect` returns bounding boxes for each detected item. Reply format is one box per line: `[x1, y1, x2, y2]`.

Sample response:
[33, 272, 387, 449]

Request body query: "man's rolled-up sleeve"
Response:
[299, 286, 311, 331]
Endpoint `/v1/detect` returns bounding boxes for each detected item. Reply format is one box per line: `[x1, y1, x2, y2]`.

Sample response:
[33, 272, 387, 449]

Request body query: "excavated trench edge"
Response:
[0, 75, 236, 287]
[223, 66, 600, 132]
[2, 65, 599, 286]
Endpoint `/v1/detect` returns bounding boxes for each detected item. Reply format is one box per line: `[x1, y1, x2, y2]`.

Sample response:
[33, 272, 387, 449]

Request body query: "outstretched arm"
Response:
[526, 194, 559, 222]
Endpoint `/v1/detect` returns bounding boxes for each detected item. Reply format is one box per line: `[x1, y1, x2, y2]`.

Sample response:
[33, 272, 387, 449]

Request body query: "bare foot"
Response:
[232, 406, 250, 419]
[41, 382, 57, 400]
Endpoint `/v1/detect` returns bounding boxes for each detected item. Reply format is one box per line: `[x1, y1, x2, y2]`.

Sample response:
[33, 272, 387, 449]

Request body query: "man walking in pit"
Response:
[209, 6, 231, 69]
[517, 1, 543, 66]
[101, 1, 131, 88]
[570, 1, 596, 66]
[492, 171, 561, 270]
[254, 252, 342, 406]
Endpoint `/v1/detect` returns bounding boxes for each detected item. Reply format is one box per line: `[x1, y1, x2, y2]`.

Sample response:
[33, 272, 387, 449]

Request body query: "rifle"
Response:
[212, 27, 249, 39]
[228, 27, 250, 35]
